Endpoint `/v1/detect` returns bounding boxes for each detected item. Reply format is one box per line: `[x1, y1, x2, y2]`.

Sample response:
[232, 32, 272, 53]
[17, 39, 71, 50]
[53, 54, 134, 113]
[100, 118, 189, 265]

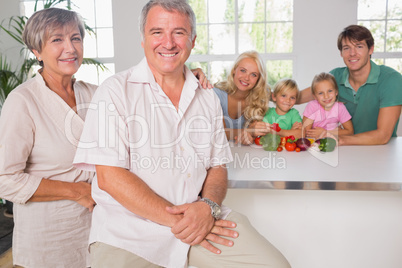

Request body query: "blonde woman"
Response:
[214, 51, 271, 144]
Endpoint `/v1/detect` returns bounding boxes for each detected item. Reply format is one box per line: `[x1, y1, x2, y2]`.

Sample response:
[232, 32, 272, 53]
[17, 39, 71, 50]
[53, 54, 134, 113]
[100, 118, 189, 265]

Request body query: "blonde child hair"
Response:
[215, 50, 270, 121]
[272, 78, 300, 102]
[311, 72, 339, 96]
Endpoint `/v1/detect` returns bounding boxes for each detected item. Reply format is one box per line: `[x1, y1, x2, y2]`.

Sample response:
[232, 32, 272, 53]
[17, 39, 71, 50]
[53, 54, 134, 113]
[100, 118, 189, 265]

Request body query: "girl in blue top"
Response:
[213, 51, 270, 144]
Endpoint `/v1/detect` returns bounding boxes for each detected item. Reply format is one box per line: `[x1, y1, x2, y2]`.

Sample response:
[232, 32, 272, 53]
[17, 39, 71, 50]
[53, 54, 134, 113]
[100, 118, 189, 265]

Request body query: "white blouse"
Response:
[0, 74, 96, 268]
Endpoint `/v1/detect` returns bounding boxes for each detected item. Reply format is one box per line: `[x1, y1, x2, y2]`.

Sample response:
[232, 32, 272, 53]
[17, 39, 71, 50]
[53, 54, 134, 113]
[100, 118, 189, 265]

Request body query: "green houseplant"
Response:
[0, 0, 106, 112]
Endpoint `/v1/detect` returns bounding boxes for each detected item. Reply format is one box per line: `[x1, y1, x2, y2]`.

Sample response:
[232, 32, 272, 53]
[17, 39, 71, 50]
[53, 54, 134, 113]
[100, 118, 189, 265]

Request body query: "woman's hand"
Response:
[248, 121, 270, 137]
[234, 129, 254, 145]
[191, 68, 212, 89]
[73, 182, 96, 212]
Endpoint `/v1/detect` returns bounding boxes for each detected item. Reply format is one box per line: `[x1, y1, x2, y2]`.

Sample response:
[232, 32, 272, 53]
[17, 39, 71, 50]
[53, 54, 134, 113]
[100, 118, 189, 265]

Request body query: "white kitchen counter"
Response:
[227, 137, 402, 190]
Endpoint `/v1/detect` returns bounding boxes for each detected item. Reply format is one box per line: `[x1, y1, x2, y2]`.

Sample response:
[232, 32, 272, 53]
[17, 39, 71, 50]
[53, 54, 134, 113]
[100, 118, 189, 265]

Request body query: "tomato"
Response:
[295, 147, 301, 152]
[277, 146, 283, 152]
[254, 136, 262, 146]
[285, 142, 296, 151]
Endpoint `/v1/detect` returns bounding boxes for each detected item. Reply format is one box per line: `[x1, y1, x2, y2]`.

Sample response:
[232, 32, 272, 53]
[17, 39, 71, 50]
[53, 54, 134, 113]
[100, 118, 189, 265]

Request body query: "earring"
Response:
[38, 57, 42, 61]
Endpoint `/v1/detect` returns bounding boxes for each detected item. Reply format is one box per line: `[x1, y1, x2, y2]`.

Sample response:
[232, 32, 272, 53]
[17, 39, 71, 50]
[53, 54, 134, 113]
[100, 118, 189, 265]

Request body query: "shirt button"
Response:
[180, 146, 185, 151]
[187, 173, 191, 178]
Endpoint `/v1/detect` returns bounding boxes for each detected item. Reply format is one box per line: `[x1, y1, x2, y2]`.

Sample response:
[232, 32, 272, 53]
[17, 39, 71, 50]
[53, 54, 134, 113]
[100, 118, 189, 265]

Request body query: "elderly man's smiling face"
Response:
[141, 5, 196, 78]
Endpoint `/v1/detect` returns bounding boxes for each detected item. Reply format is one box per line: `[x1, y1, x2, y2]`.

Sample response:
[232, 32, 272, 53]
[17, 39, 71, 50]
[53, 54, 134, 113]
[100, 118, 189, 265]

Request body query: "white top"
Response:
[74, 58, 233, 268]
[0, 74, 97, 267]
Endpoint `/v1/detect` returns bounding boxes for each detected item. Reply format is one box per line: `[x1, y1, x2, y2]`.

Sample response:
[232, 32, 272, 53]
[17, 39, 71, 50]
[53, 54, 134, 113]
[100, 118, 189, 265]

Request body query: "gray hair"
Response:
[23, 8, 85, 53]
[139, 0, 196, 40]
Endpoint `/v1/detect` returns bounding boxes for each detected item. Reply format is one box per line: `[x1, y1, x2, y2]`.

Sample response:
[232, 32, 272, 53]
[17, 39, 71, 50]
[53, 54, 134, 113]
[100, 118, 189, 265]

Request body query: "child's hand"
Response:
[306, 127, 327, 139]
[291, 122, 302, 129]
[248, 121, 270, 137]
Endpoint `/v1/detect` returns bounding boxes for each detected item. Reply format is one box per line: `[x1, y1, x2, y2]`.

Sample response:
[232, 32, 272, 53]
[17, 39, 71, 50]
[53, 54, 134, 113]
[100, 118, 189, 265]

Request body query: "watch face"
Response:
[213, 206, 222, 217]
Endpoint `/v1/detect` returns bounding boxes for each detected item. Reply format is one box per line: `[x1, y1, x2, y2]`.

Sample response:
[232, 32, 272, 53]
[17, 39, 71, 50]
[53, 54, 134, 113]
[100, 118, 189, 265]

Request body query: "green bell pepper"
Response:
[316, 137, 337, 152]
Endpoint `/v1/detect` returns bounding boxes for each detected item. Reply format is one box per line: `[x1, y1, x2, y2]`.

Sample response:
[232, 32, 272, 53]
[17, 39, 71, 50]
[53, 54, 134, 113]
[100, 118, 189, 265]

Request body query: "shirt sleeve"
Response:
[379, 71, 402, 108]
[73, 81, 130, 171]
[213, 88, 227, 113]
[337, 102, 352, 123]
[303, 101, 317, 119]
[0, 92, 42, 203]
[291, 109, 302, 123]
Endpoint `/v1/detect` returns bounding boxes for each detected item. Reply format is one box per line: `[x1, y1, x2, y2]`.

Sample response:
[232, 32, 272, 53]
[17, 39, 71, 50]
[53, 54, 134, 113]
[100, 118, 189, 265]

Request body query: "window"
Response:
[358, 0, 402, 73]
[20, 0, 115, 85]
[187, 0, 294, 86]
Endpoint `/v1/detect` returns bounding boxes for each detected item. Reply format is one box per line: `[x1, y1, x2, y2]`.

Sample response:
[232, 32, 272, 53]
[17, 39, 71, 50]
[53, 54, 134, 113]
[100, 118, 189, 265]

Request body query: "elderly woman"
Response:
[0, 8, 96, 267]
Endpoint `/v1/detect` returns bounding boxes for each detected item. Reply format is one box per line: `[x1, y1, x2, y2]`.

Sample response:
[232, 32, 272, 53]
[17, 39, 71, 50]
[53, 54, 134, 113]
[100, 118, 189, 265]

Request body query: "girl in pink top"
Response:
[303, 72, 354, 139]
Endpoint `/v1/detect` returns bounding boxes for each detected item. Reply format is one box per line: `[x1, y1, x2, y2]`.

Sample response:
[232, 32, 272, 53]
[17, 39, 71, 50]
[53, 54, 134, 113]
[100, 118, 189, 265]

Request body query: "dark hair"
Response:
[337, 25, 374, 51]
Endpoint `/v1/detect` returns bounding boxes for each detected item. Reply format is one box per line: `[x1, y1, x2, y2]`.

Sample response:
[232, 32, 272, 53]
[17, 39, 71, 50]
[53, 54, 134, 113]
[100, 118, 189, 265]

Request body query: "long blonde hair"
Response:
[214, 51, 270, 121]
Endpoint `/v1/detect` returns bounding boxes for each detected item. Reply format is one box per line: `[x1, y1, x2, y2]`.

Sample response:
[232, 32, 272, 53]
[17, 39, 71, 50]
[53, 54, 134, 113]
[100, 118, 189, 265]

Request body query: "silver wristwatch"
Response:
[200, 198, 222, 220]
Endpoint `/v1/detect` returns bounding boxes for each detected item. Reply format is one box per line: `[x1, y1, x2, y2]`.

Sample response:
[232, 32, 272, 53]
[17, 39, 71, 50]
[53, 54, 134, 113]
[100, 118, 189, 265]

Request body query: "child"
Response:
[303, 72, 354, 139]
[262, 78, 303, 138]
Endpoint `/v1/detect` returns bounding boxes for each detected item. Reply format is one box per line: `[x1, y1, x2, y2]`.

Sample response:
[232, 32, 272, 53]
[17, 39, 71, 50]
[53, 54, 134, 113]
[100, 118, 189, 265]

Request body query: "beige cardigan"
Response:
[0, 74, 96, 268]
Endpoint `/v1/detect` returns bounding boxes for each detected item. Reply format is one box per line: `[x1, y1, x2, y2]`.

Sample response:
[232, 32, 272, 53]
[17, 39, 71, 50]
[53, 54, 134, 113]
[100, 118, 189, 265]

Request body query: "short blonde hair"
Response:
[215, 51, 270, 121]
[23, 8, 85, 54]
[272, 78, 299, 102]
[311, 72, 338, 95]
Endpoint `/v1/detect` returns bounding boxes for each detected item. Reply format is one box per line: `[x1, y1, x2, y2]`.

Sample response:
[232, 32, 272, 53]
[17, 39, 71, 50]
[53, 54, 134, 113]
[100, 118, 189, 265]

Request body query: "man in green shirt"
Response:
[299, 25, 402, 145]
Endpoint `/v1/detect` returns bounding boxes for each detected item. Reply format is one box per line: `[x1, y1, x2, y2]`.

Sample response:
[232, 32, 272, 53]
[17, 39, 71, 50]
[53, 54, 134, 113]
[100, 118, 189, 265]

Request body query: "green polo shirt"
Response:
[330, 61, 402, 136]
[263, 107, 302, 130]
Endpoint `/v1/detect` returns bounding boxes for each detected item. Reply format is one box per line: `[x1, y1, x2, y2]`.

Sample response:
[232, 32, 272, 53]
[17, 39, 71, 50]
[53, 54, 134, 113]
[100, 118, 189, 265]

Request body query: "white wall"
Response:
[112, 0, 147, 72]
[224, 189, 402, 268]
[293, 0, 357, 89]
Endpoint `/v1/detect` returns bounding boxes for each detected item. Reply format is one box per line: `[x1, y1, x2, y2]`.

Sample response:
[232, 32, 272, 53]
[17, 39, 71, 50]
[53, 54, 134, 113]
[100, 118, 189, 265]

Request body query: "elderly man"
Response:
[74, 0, 290, 267]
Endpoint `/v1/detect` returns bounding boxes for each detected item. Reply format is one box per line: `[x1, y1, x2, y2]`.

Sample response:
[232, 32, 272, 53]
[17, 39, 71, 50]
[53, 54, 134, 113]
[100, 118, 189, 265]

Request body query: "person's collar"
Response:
[366, 60, 380, 84]
[183, 64, 202, 91]
[341, 60, 379, 87]
[127, 57, 157, 85]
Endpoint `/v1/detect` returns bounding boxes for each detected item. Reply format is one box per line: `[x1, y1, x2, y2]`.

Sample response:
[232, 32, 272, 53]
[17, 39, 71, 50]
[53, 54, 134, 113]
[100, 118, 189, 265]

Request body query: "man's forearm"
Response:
[297, 87, 314, 104]
[95, 165, 181, 227]
[200, 165, 228, 205]
[339, 130, 392, 145]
